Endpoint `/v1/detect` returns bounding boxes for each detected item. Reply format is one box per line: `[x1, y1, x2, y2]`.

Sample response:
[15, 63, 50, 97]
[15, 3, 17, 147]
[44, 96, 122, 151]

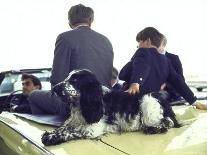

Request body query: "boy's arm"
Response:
[167, 62, 207, 110]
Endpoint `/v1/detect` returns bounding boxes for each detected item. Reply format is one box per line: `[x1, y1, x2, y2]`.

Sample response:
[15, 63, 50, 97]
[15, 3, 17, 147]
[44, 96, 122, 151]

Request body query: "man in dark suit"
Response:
[119, 27, 207, 110]
[29, 4, 114, 118]
[50, 4, 113, 88]
[10, 74, 42, 113]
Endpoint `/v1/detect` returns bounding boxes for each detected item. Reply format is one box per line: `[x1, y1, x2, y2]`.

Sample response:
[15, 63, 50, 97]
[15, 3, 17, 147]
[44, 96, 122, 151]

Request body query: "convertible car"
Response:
[0, 68, 207, 155]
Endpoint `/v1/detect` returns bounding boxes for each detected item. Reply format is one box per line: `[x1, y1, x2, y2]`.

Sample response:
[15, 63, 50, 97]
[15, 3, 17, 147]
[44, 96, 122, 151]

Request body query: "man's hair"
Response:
[21, 74, 42, 89]
[68, 4, 94, 26]
[136, 27, 163, 48]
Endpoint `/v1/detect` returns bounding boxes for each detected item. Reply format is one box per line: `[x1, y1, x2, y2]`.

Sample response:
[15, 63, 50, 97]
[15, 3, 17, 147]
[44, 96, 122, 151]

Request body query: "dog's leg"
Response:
[143, 126, 168, 134]
[160, 104, 183, 128]
[42, 126, 72, 146]
[165, 107, 182, 128]
[42, 126, 94, 146]
[143, 117, 175, 134]
[151, 92, 183, 128]
[42, 120, 105, 146]
[140, 94, 170, 134]
[140, 94, 164, 127]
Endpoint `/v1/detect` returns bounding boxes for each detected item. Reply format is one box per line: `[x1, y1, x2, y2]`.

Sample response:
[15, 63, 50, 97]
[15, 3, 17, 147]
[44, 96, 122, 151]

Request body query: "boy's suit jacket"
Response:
[119, 48, 196, 104]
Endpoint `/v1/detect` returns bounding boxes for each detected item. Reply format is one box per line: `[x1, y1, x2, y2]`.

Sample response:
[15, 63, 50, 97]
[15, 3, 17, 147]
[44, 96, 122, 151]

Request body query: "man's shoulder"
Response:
[58, 30, 75, 38]
[59, 28, 110, 42]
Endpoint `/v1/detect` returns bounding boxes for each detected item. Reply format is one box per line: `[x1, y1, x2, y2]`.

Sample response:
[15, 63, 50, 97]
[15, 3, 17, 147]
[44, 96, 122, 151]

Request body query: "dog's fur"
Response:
[42, 69, 181, 146]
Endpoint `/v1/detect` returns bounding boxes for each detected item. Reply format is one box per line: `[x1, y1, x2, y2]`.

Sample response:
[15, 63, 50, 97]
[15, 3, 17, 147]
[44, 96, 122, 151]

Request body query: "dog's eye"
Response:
[70, 78, 77, 83]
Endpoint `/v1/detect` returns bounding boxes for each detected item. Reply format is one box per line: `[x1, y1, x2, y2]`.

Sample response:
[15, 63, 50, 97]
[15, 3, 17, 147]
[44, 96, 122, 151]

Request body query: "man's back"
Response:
[50, 26, 113, 87]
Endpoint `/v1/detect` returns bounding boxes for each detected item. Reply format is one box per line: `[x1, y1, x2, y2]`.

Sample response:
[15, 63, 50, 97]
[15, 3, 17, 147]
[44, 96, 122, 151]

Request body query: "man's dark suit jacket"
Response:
[10, 94, 31, 113]
[119, 48, 196, 104]
[50, 26, 114, 88]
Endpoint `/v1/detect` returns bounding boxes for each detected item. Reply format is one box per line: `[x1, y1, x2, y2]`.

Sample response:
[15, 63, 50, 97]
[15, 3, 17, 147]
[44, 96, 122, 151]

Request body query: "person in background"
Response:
[159, 36, 184, 102]
[111, 67, 122, 90]
[10, 74, 41, 113]
[119, 27, 207, 110]
[28, 4, 114, 118]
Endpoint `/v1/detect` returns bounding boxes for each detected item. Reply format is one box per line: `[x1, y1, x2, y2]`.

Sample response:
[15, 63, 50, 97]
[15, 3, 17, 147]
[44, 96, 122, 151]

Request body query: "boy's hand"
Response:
[125, 83, 140, 95]
[195, 102, 207, 110]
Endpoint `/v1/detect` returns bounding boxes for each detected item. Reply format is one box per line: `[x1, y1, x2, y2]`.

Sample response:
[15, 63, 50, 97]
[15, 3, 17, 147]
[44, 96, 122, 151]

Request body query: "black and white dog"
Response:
[42, 69, 181, 146]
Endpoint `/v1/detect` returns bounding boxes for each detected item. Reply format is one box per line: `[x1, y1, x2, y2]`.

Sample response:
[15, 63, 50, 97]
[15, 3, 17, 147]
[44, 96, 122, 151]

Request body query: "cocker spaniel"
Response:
[42, 69, 181, 146]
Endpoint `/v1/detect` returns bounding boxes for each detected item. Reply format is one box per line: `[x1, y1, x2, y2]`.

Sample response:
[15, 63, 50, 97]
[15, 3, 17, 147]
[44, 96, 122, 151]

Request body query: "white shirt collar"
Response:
[73, 24, 90, 29]
[162, 51, 166, 55]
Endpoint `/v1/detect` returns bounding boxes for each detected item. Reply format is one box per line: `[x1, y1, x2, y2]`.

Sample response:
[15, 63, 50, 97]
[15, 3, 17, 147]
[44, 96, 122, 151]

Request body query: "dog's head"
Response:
[53, 69, 104, 124]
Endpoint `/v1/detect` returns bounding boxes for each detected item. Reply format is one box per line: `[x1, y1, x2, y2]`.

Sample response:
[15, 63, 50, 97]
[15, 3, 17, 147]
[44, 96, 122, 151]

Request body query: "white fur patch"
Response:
[115, 113, 141, 132]
[84, 119, 106, 138]
[141, 94, 163, 127]
[64, 106, 86, 128]
[105, 113, 141, 133]
[63, 105, 106, 139]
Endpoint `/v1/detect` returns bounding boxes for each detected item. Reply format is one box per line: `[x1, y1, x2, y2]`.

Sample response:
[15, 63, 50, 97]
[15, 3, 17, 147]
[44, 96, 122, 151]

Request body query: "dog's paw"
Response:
[162, 117, 174, 129]
[143, 126, 167, 134]
[173, 121, 183, 128]
[41, 131, 65, 146]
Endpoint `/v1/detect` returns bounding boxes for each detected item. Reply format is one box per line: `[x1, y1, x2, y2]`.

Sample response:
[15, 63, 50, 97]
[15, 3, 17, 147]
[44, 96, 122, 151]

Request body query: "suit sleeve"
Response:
[50, 34, 72, 86]
[167, 61, 196, 104]
[173, 55, 184, 79]
[130, 49, 151, 85]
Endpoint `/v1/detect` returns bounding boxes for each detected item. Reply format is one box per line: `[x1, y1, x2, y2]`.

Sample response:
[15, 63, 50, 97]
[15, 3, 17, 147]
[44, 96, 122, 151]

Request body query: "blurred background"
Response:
[0, 0, 207, 81]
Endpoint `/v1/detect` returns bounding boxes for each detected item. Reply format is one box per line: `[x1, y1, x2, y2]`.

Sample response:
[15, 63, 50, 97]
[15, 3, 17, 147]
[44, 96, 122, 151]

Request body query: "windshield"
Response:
[0, 69, 51, 96]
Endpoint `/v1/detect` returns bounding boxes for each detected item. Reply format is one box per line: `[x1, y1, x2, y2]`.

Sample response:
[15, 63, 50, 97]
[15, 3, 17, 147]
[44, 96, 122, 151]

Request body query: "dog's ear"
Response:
[80, 85, 103, 124]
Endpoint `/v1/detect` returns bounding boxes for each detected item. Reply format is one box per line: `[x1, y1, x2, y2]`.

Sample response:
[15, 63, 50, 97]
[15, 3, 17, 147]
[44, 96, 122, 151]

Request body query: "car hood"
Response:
[1, 105, 207, 155]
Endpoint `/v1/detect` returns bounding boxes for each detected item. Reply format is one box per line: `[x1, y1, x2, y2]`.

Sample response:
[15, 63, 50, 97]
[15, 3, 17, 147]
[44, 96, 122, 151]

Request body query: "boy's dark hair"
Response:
[136, 27, 163, 48]
[68, 4, 94, 26]
[21, 74, 42, 89]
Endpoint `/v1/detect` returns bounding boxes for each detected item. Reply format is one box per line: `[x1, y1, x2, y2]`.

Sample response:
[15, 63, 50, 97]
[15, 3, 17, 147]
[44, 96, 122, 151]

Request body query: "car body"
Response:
[0, 68, 207, 155]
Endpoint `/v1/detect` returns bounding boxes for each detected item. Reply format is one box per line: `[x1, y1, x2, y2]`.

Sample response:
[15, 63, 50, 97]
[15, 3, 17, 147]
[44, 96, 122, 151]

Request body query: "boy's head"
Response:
[136, 27, 163, 48]
[158, 35, 167, 53]
[21, 74, 42, 95]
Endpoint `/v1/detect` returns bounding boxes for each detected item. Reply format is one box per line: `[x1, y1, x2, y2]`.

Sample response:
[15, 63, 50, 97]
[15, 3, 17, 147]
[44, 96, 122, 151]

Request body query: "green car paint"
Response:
[1, 105, 207, 155]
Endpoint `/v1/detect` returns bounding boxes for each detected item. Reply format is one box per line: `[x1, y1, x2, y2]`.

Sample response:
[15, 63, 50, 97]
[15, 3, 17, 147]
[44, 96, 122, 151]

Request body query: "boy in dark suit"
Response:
[119, 27, 207, 110]
[111, 67, 122, 90]
[159, 36, 184, 102]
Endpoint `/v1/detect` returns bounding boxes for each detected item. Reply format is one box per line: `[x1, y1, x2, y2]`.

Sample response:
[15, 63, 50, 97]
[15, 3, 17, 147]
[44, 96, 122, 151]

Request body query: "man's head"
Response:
[68, 4, 94, 28]
[136, 27, 163, 48]
[21, 74, 42, 95]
